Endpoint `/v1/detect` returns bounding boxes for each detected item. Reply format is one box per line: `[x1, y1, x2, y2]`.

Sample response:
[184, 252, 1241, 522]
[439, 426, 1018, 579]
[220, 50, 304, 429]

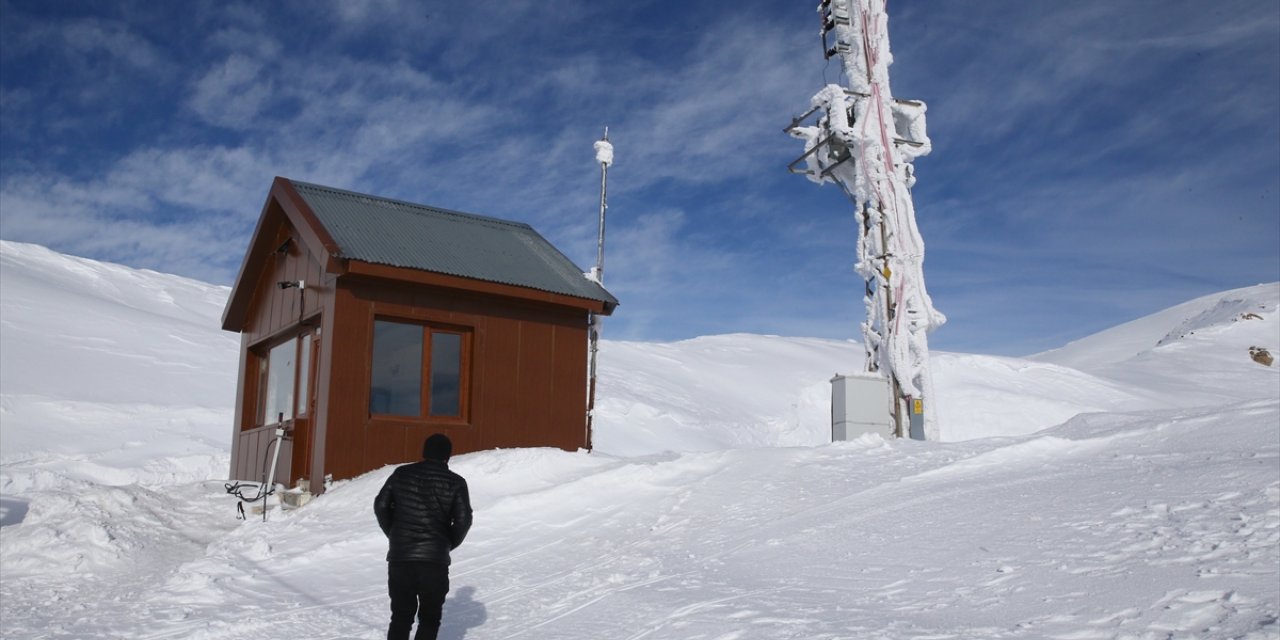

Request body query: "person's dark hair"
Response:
[422, 433, 452, 462]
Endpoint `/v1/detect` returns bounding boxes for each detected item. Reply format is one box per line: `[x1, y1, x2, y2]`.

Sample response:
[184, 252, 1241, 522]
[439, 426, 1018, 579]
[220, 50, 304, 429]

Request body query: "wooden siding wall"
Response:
[230, 424, 295, 487]
[239, 223, 328, 344]
[228, 209, 332, 486]
[318, 276, 591, 484]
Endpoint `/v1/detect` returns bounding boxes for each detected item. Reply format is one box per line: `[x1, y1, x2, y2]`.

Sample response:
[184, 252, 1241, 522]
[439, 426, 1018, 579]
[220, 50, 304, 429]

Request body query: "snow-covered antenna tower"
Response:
[585, 128, 613, 446]
[786, 0, 945, 439]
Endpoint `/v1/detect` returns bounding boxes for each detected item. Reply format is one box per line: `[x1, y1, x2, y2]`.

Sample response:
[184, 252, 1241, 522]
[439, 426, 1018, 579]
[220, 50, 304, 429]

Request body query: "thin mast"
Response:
[586, 128, 613, 449]
[595, 127, 610, 281]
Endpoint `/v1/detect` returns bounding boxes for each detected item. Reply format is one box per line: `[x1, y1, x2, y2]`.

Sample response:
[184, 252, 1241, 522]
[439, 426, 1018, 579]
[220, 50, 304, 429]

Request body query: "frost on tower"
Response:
[786, 0, 945, 440]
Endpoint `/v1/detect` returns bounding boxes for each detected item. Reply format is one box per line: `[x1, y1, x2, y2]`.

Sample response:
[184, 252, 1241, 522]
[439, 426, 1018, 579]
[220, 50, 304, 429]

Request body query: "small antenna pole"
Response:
[595, 126, 610, 281]
[586, 127, 614, 449]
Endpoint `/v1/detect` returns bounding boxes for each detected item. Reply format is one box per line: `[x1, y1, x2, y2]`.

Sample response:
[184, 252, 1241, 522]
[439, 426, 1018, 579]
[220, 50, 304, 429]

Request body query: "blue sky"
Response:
[2, 0, 1277, 356]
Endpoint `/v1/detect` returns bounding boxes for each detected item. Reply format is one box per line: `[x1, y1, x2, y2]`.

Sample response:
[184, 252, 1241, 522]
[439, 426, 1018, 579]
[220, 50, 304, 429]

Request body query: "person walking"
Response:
[374, 433, 473, 640]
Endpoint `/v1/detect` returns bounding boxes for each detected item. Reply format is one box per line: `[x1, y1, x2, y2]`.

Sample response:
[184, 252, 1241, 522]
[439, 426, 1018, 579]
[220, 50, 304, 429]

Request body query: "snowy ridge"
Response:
[1031, 282, 1279, 410]
[1032, 283, 1279, 371]
[1158, 296, 1274, 346]
[1, 242, 1277, 638]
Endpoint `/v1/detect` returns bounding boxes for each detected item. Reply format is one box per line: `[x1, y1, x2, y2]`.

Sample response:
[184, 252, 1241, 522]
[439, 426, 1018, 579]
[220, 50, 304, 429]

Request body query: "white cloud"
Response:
[605, 17, 816, 187]
[59, 19, 170, 73]
[188, 54, 274, 129]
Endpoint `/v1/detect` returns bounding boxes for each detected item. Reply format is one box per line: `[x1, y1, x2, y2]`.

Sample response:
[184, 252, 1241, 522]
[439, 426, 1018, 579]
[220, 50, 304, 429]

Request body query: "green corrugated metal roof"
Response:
[289, 180, 617, 308]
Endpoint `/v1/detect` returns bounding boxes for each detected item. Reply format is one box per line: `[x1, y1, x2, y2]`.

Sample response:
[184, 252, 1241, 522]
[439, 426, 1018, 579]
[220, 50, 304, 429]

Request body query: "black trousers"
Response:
[388, 561, 450, 640]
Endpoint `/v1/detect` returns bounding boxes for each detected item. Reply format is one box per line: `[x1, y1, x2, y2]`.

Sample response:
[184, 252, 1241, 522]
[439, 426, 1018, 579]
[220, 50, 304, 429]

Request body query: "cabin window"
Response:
[260, 338, 297, 424]
[297, 333, 312, 416]
[251, 333, 313, 427]
[370, 321, 423, 416]
[370, 319, 469, 420]
[429, 332, 463, 417]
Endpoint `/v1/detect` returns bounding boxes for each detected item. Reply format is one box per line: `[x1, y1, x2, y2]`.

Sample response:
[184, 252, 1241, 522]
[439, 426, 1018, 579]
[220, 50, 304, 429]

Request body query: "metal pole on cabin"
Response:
[586, 128, 610, 449]
[595, 127, 610, 280]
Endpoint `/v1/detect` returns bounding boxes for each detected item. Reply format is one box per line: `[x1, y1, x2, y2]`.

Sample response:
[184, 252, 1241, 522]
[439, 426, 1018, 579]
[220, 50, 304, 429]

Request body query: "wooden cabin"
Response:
[221, 177, 618, 493]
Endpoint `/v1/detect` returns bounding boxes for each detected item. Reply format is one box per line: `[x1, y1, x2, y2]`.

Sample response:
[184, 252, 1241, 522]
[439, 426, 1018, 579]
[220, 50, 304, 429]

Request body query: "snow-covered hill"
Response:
[593, 280, 1279, 447]
[1, 241, 1277, 639]
[0, 242, 237, 492]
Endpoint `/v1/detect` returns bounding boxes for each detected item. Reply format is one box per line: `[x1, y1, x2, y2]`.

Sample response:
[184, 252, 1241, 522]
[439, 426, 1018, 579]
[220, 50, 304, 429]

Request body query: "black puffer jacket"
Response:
[374, 459, 473, 564]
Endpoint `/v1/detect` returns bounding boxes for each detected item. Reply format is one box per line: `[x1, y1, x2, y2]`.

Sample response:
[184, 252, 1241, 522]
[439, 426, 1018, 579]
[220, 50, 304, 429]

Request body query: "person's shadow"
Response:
[0, 496, 30, 527]
[439, 586, 487, 639]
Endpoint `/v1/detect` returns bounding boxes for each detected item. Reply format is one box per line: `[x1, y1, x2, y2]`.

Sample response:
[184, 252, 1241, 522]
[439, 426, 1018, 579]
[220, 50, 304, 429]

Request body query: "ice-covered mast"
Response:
[585, 128, 613, 447]
[786, 0, 945, 439]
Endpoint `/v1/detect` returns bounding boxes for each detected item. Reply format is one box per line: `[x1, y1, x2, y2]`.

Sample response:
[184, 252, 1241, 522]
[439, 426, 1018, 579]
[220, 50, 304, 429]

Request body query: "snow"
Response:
[594, 137, 614, 167]
[1, 240, 1277, 639]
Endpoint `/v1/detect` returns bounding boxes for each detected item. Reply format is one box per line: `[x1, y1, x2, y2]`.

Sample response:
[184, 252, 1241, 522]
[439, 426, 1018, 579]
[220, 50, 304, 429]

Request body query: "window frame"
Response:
[368, 317, 472, 424]
[248, 331, 314, 429]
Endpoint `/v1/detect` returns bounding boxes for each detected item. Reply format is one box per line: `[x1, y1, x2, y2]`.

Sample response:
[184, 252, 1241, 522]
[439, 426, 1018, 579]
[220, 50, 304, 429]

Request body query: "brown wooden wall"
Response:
[316, 275, 591, 485]
[238, 222, 328, 345]
[228, 207, 331, 488]
[231, 424, 295, 487]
